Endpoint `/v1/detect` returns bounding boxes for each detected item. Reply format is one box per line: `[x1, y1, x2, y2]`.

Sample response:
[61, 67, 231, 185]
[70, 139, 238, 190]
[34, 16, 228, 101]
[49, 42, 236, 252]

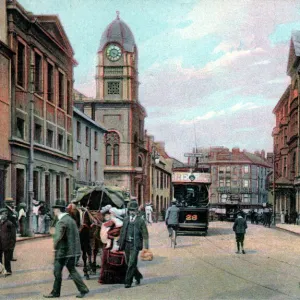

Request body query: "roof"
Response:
[292, 30, 300, 57]
[275, 177, 293, 186]
[272, 85, 290, 114]
[99, 14, 136, 52]
[243, 152, 272, 168]
[73, 107, 107, 132]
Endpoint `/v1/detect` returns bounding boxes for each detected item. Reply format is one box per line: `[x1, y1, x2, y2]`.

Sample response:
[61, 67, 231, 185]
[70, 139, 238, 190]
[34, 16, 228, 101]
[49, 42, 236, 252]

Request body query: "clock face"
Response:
[106, 45, 122, 62]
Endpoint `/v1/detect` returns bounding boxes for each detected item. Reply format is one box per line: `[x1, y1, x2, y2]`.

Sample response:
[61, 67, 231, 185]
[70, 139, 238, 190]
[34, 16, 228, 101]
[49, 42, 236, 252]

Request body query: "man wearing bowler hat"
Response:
[118, 199, 149, 288]
[5, 198, 17, 261]
[44, 199, 89, 298]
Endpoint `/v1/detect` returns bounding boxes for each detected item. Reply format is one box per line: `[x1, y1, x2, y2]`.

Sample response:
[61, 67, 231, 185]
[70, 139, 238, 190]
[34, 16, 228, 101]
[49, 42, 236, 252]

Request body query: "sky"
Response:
[18, 0, 300, 161]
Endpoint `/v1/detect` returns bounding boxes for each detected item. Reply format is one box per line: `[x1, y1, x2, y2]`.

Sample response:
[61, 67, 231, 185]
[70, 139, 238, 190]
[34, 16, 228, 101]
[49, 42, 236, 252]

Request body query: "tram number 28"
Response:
[186, 214, 198, 221]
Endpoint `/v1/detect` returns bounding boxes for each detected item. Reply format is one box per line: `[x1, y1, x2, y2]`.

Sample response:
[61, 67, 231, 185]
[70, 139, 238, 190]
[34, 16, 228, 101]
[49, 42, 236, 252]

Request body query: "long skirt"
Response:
[98, 249, 127, 284]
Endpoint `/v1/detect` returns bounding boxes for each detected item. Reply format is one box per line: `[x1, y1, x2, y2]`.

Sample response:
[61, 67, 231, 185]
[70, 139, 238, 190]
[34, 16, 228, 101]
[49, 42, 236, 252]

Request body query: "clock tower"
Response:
[83, 13, 148, 203]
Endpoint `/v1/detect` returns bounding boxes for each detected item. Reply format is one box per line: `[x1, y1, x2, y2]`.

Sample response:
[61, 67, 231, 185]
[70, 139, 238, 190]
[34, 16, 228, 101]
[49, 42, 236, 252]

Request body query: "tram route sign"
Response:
[172, 172, 211, 183]
[184, 153, 208, 157]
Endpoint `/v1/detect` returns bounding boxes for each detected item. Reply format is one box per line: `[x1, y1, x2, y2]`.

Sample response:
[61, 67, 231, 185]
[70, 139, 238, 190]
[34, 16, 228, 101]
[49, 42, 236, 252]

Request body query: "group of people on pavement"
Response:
[32, 199, 52, 234]
[43, 198, 150, 298]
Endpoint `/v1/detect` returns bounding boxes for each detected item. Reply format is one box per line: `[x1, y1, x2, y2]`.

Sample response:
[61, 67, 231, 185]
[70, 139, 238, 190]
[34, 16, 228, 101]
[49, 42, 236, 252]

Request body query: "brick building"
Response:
[272, 31, 300, 215]
[0, 0, 14, 207]
[189, 147, 272, 213]
[75, 13, 148, 202]
[6, 0, 77, 207]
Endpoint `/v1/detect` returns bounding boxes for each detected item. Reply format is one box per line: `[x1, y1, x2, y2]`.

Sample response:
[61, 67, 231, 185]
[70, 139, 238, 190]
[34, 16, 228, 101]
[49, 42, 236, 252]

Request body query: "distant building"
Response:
[7, 1, 77, 206]
[272, 30, 300, 215]
[0, 0, 14, 207]
[73, 107, 107, 189]
[189, 147, 272, 211]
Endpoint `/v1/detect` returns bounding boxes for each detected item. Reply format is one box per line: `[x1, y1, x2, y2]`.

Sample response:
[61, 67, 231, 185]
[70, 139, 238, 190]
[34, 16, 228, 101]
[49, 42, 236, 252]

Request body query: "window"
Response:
[94, 161, 98, 181]
[33, 171, 39, 200]
[56, 175, 60, 199]
[219, 179, 225, 187]
[113, 144, 119, 165]
[77, 121, 81, 141]
[160, 172, 163, 189]
[94, 131, 98, 149]
[244, 165, 249, 173]
[17, 42, 25, 87]
[85, 159, 89, 178]
[226, 179, 230, 187]
[107, 81, 120, 95]
[16, 118, 25, 139]
[157, 170, 159, 188]
[85, 127, 89, 146]
[219, 167, 225, 174]
[46, 129, 53, 147]
[77, 156, 80, 170]
[47, 63, 54, 102]
[105, 131, 120, 166]
[67, 80, 71, 115]
[243, 180, 249, 187]
[139, 119, 144, 141]
[58, 72, 64, 109]
[67, 138, 71, 155]
[243, 194, 251, 203]
[34, 123, 42, 143]
[220, 194, 227, 203]
[106, 145, 112, 165]
[283, 157, 287, 177]
[138, 156, 143, 167]
[226, 166, 231, 173]
[34, 52, 42, 93]
[58, 134, 63, 151]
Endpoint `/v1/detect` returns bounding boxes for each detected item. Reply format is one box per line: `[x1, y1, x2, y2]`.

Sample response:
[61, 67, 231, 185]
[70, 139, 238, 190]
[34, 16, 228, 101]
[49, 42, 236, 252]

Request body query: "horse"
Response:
[80, 207, 104, 279]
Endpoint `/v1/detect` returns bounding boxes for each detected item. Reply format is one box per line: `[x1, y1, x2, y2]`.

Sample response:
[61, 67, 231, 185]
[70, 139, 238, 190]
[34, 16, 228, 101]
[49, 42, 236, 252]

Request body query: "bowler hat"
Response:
[52, 199, 67, 209]
[19, 203, 27, 208]
[5, 197, 14, 203]
[172, 198, 177, 203]
[0, 208, 8, 214]
[128, 200, 139, 211]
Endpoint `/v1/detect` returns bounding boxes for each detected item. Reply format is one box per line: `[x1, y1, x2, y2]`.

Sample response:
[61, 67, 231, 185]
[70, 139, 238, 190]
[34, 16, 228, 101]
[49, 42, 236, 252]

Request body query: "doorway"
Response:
[45, 174, 50, 207]
[16, 168, 25, 206]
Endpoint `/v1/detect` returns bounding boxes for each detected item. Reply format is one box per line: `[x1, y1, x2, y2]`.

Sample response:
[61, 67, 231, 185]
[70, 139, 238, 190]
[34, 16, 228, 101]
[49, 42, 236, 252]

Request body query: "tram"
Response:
[172, 170, 211, 236]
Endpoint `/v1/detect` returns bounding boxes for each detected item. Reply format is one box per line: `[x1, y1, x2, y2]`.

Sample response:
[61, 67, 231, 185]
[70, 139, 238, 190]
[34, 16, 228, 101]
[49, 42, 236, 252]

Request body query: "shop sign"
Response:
[172, 172, 211, 183]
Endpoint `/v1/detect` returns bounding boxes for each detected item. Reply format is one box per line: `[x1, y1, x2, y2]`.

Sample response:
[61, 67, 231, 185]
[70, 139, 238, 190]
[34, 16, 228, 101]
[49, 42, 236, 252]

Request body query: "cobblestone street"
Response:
[1, 222, 300, 300]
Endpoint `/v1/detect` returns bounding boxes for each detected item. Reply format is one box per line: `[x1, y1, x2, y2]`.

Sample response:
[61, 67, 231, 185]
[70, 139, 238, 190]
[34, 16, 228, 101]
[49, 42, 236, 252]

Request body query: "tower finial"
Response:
[116, 11, 120, 19]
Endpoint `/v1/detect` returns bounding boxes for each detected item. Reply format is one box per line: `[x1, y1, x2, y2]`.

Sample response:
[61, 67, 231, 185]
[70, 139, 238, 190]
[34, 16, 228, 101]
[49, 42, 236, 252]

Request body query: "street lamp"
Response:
[151, 146, 160, 165]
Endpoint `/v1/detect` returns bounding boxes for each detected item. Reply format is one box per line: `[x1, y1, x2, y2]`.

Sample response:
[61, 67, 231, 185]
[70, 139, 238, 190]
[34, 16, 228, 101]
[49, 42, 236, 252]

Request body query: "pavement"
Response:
[275, 223, 300, 235]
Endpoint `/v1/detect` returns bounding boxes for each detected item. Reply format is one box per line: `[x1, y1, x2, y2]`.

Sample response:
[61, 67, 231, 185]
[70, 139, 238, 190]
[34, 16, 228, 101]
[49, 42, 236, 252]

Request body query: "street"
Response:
[1, 222, 300, 300]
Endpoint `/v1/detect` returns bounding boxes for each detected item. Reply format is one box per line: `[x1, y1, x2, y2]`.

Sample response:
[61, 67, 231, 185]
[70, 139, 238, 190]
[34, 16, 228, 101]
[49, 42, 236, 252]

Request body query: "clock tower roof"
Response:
[99, 12, 136, 53]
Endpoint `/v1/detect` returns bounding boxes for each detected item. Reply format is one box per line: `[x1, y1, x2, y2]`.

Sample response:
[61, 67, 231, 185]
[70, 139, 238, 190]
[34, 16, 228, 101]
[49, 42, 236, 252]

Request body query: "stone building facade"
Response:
[272, 31, 300, 215]
[7, 1, 76, 207]
[76, 14, 148, 202]
[144, 134, 173, 213]
[0, 0, 14, 207]
[73, 107, 107, 188]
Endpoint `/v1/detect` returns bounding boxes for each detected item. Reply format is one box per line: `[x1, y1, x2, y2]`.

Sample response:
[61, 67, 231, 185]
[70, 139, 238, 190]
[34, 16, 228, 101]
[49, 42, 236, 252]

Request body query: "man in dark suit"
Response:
[44, 199, 89, 299]
[0, 208, 16, 276]
[233, 211, 248, 254]
[119, 200, 149, 288]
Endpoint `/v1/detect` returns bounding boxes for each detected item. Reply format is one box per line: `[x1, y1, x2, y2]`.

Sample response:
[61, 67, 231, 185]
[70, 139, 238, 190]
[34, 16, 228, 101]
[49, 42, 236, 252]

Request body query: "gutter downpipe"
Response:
[27, 48, 34, 236]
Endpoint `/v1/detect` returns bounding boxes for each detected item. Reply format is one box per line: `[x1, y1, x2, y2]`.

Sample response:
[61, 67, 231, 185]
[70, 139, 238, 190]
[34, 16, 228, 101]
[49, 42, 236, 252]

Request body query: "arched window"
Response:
[138, 155, 143, 167]
[106, 144, 112, 165]
[105, 131, 120, 166]
[113, 144, 119, 165]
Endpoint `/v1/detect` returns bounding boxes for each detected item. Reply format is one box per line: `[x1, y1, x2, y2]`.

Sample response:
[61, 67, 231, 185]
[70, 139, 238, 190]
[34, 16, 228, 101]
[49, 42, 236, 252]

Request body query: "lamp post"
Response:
[150, 145, 160, 221]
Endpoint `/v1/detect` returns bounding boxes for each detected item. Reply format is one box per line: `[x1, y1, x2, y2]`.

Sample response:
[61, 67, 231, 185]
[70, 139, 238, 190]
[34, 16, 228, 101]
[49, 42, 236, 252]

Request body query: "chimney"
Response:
[232, 147, 240, 154]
